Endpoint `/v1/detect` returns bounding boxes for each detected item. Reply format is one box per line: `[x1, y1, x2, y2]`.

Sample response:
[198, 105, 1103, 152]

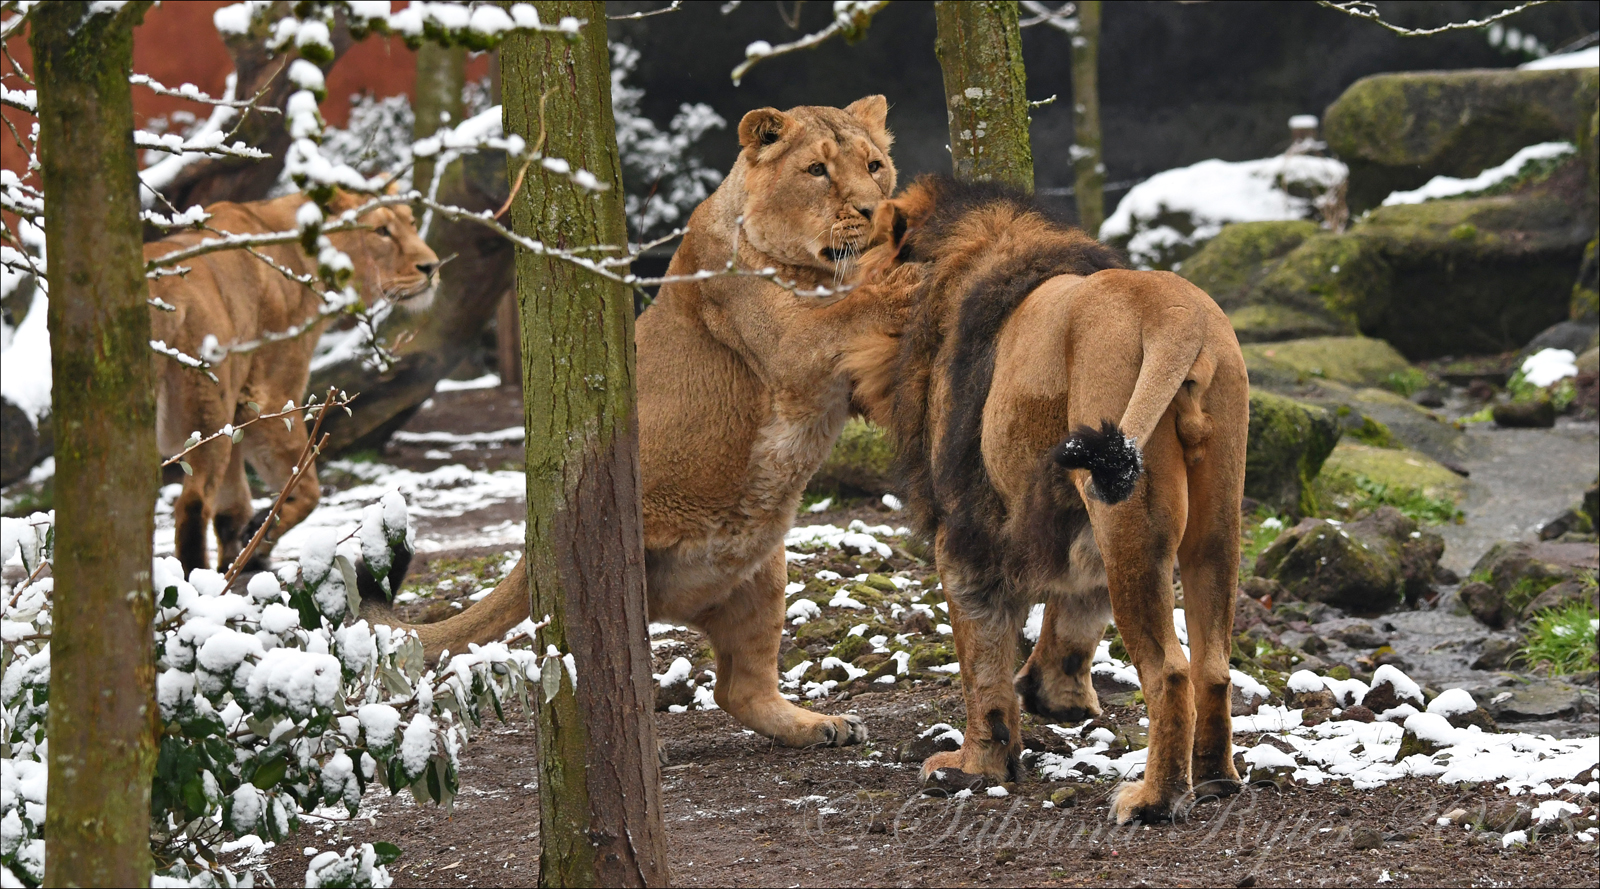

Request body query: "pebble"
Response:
[1350, 826, 1385, 850]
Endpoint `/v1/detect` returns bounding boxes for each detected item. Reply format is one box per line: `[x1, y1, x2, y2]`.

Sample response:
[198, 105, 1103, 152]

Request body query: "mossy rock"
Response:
[1181, 220, 1321, 310]
[1228, 303, 1351, 344]
[1245, 391, 1341, 518]
[1469, 540, 1599, 617]
[809, 418, 895, 496]
[907, 642, 956, 673]
[1323, 66, 1600, 212]
[1574, 235, 1598, 323]
[1255, 507, 1444, 613]
[794, 618, 844, 644]
[1290, 380, 1467, 465]
[1241, 337, 1411, 389]
[829, 633, 872, 663]
[1317, 442, 1468, 506]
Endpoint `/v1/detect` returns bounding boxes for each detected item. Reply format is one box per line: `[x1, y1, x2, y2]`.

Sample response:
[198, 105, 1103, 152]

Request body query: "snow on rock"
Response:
[1100, 154, 1346, 267]
[786, 598, 822, 624]
[1288, 669, 1324, 695]
[785, 522, 895, 558]
[1519, 46, 1599, 70]
[1521, 347, 1579, 388]
[1240, 743, 1298, 770]
[1381, 142, 1574, 206]
[655, 657, 692, 688]
[1426, 687, 1478, 718]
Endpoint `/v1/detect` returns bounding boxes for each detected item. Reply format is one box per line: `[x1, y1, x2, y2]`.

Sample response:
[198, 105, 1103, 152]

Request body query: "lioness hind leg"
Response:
[174, 433, 235, 575]
[240, 408, 321, 567]
[921, 554, 1024, 785]
[700, 549, 866, 748]
[214, 441, 254, 571]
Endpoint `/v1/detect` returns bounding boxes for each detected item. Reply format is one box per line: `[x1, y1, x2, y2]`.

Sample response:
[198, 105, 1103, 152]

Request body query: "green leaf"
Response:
[252, 755, 288, 790]
[161, 584, 180, 608]
[179, 460, 193, 476]
[425, 759, 442, 804]
[541, 660, 561, 703]
[372, 842, 403, 865]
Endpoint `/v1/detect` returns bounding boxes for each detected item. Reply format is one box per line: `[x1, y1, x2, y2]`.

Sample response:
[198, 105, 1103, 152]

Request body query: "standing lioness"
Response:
[362, 97, 915, 748]
[149, 192, 438, 574]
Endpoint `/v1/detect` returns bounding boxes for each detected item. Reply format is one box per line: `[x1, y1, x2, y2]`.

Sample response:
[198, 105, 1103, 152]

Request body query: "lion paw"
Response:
[919, 746, 1015, 785]
[817, 713, 868, 747]
[1107, 779, 1186, 825]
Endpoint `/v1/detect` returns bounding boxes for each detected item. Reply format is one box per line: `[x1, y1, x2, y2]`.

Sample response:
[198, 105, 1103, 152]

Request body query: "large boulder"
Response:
[1287, 381, 1468, 465]
[1574, 235, 1598, 323]
[1254, 506, 1446, 613]
[1179, 220, 1321, 311]
[1240, 337, 1412, 390]
[1244, 391, 1341, 518]
[1316, 441, 1469, 510]
[809, 418, 895, 496]
[1323, 66, 1600, 213]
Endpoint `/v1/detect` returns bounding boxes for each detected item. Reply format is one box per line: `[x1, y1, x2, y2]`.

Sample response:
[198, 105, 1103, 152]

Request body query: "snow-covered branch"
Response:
[730, 0, 890, 85]
[1019, 0, 1079, 33]
[1315, 0, 1552, 37]
[608, 1, 684, 21]
[129, 73, 280, 111]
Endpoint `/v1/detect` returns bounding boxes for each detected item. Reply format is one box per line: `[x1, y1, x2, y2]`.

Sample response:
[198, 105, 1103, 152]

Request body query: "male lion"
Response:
[361, 97, 916, 748]
[148, 192, 439, 574]
[843, 176, 1250, 823]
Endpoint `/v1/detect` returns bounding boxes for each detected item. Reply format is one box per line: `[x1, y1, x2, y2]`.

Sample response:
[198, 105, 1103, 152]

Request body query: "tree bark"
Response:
[32, 3, 160, 886]
[501, 4, 667, 886]
[1071, 0, 1105, 235]
[411, 42, 468, 204]
[933, 0, 1034, 191]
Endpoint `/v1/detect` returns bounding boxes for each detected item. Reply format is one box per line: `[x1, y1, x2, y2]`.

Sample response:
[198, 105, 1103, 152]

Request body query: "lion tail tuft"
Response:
[1052, 419, 1144, 505]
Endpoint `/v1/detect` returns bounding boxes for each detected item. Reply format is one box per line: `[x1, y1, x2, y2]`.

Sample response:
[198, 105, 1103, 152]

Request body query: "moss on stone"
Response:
[809, 418, 895, 496]
[1245, 391, 1342, 517]
[1228, 304, 1349, 344]
[1574, 236, 1598, 323]
[907, 642, 955, 673]
[1180, 220, 1320, 309]
[1315, 442, 1468, 508]
[1241, 337, 1411, 389]
[829, 633, 871, 663]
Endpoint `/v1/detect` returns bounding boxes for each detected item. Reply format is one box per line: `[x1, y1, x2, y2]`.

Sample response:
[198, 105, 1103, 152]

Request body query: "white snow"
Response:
[245, 648, 343, 717]
[1288, 669, 1325, 695]
[433, 374, 502, 392]
[1426, 687, 1478, 718]
[1519, 46, 1599, 70]
[656, 657, 693, 688]
[1369, 664, 1423, 705]
[1381, 142, 1574, 206]
[1521, 348, 1579, 388]
[0, 288, 51, 422]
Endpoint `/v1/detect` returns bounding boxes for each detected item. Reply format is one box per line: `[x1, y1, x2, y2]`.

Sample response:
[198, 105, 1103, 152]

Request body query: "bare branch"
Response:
[1019, 0, 1079, 32]
[1315, 0, 1552, 37]
[608, 1, 683, 21]
[730, 1, 890, 85]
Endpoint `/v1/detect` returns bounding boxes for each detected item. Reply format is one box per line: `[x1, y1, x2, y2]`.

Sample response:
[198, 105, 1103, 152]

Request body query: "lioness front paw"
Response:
[818, 713, 868, 747]
[919, 744, 1017, 785]
[1107, 779, 1188, 824]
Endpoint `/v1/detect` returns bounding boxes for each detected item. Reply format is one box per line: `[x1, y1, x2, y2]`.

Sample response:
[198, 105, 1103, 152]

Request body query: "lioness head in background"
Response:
[735, 95, 896, 277]
[325, 191, 440, 312]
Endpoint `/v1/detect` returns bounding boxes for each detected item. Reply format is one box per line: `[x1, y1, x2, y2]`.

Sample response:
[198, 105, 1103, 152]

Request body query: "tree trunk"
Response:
[501, 4, 667, 886]
[496, 290, 522, 389]
[1071, 0, 1105, 236]
[411, 42, 468, 203]
[32, 3, 160, 885]
[309, 148, 514, 454]
[933, 0, 1034, 191]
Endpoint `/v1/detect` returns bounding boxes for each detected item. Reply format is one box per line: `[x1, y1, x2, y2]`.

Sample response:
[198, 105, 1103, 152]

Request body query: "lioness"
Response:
[361, 97, 916, 748]
[148, 192, 439, 574]
[844, 176, 1250, 823]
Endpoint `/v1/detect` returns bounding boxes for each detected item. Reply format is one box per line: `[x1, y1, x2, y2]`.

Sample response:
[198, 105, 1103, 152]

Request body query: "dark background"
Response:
[611, 0, 1599, 221]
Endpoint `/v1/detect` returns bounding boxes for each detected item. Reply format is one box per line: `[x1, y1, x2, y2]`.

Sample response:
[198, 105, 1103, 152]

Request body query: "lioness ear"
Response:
[845, 95, 889, 135]
[738, 107, 793, 153]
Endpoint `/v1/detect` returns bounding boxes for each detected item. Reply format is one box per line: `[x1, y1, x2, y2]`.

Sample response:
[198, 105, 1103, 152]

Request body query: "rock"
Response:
[1244, 391, 1341, 517]
[1362, 666, 1424, 715]
[1519, 319, 1600, 362]
[1048, 787, 1078, 808]
[1289, 381, 1469, 466]
[1537, 509, 1593, 541]
[1446, 706, 1498, 733]
[1331, 622, 1386, 650]
[1181, 220, 1322, 312]
[1349, 826, 1385, 851]
[1337, 705, 1376, 723]
[1480, 802, 1533, 834]
[1240, 337, 1412, 390]
[1585, 477, 1599, 530]
[655, 676, 694, 712]
[1254, 507, 1446, 613]
[1322, 66, 1600, 213]
[1459, 582, 1508, 629]
[1492, 399, 1556, 428]
[1318, 441, 1470, 509]
[1470, 540, 1600, 619]
[809, 418, 894, 496]
[1519, 577, 1600, 621]
[1471, 637, 1519, 671]
[1574, 236, 1598, 323]
[829, 633, 871, 663]
[898, 729, 962, 764]
[0, 398, 42, 487]
[1476, 680, 1584, 722]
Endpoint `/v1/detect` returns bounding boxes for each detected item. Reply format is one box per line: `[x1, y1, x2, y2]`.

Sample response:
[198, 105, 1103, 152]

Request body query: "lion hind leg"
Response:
[1016, 529, 1110, 724]
[700, 549, 866, 748]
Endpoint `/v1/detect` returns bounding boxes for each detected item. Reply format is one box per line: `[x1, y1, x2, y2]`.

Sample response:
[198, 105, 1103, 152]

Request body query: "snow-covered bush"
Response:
[611, 41, 726, 240]
[1, 495, 548, 887]
[1100, 153, 1348, 270]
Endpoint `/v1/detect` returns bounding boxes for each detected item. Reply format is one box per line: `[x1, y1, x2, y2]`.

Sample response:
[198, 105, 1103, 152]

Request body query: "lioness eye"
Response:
[375, 225, 391, 237]
[808, 162, 827, 177]
[868, 160, 882, 173]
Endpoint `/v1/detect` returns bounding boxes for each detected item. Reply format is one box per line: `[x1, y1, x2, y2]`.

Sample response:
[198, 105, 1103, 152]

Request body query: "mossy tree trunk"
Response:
[501, 3, 667, 886]
[1070, 0, 1105, 236]
[31, 2, 160, 885]
[411, 42, 467, 202]
[933, 0, 1034, 191]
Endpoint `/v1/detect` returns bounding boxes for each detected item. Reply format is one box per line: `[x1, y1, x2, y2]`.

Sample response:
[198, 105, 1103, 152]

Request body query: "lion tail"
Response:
[357, 553, 531, 661]
[1052, 305, 1211, 505]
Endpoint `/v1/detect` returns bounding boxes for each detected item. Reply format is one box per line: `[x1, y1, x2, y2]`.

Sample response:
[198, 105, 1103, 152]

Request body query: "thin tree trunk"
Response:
[411, 42, 467, 204]
[501, 3, 667, 886]
[32, 3, 160, 885]
[933, 0, 1034, 191]
[496, 290, 522, 389]
[1071, 0, 1105, 235]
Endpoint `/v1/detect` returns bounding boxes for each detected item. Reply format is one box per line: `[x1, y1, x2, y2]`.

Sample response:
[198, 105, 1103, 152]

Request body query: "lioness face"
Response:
[736, 96, 896, 278]
[330, 197, 440, 313]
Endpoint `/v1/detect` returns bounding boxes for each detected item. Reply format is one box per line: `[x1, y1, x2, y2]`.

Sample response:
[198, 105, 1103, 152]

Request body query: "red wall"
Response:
[1, 2, 490, 180]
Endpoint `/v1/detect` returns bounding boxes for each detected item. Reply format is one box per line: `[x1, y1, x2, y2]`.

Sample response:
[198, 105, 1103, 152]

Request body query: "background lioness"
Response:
[361, 97, 918, 749]
[845, 176, 1250, 824]
[148, 193, 438, 574]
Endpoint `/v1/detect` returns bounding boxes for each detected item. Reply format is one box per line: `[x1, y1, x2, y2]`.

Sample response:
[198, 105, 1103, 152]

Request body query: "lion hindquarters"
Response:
[1051, 419, 1144, 505]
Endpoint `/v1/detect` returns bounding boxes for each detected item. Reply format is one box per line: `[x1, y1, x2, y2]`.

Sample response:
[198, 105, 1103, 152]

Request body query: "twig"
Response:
[6, 560, 50, 605]
[161, 393, 355, 471]
[731, 1, 890, 85]
[1315, 0, 1552, 37]
[608, 1, 683, 20]
[1019, 0, 1078, 31]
